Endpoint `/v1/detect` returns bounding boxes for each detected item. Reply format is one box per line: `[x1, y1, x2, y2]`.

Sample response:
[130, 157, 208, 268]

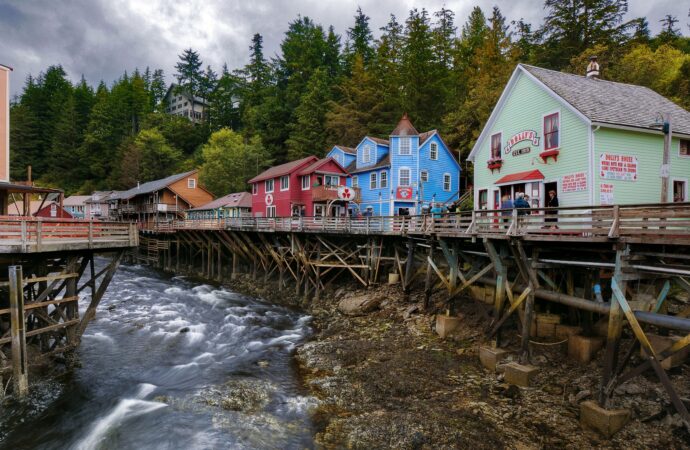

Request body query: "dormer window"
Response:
[187, 178, 196, 189]
[400, 138, 411, 155]
[544, 112, 560, 150]
[363, 145, 371, 163]
[430, 142, 438, 160]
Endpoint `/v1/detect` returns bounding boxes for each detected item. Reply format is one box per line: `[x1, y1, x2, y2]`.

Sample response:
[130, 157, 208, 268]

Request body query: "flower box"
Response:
[487, 159, 503, 172]
[539, 149, 560, 163]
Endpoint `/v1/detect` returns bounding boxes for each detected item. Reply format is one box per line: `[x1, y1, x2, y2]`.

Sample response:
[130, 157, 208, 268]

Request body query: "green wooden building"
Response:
[469, 64, 690, 210]
[186, 192, 252, 220]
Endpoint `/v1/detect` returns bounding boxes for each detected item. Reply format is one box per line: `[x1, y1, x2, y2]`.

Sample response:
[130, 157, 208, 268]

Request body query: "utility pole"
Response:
[660, 113, 672, 203]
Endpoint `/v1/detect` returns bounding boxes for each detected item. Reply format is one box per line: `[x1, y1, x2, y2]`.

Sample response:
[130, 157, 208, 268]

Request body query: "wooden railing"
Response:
[0, 217, 139, 251]
[141, 202, 690, 244]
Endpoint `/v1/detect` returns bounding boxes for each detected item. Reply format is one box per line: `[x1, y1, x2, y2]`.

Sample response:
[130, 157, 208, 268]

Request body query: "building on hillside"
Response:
[327, 145, 357, 168]
[109, 170, 214, 227]
[468, 64, 690, 210]
[186, 192, 252, 220]
[163, 84, 209, 123]
[84, 190, 120, 220]
[9, 200, 73, 218]
[248, 156, 355, 217]
[63, 195, 90, 219]
[327, 114, 461, 216]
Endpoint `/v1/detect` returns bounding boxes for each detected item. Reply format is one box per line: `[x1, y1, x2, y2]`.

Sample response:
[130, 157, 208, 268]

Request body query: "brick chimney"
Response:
[0, 64, 11, 182]
[586, 55, 600, 79]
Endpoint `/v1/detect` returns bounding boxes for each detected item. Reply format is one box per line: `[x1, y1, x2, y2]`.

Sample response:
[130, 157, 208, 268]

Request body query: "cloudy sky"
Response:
[1, 0, 688, 96]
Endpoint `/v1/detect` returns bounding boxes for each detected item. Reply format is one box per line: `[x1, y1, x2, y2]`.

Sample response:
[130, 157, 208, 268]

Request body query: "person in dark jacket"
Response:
[514, 192, 530, 215]
[545, 190, 559, 228]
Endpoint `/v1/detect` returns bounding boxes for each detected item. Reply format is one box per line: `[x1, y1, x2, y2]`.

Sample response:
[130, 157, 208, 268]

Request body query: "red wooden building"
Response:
[248, 156, 357, 217]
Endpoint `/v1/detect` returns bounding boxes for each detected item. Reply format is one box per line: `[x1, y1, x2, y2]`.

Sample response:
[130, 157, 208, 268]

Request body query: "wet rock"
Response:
[615, 382, 645, 395]
[338, 295, 383, 316]
[200, 379, 275, 413]
[179, 327, 190, 333]
[402, 304, 419, 320]
[572, 389, 591, 403]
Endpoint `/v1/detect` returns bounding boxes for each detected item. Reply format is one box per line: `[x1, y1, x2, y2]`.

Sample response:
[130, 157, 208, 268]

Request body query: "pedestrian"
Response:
[514, 192, 531, 215]
[500, 194, 513, 229]
[430, 203, 443, 219]
[545, 190, 559, 228]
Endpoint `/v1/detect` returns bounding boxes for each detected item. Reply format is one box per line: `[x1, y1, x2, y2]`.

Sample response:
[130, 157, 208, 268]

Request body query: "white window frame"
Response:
[542, 109, 561, 151]
[252, 183, 258, 195]
[370, 172, 377, 189]
[443, 173, 451, 192]
[266, 205, 276, 217]
[420, 170, 429, 183]
[679, 139, 690, 158]
[490, 132, 502, 160]
[265, 179, 274, 193]
[399, 167, 411, 187]
[362, 144, 371, 163]
[280, 175, 290, 191]
[352, 176, 358, 187]
[430, 142, 438, 160]
[399, 138, 411, 156]
[325, 175, 339, 186]
[187, 178, 196, 189]
[380, 171, 388, 188]
[671, 177, 688, 202]
[314, 204, 325, 216]
[301, 175, 310, 190]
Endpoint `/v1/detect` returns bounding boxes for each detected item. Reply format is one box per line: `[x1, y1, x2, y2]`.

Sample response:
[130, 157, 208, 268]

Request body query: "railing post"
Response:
[508, 208, 519, 236]
[9, 265, 28, 398]
[36, 221, 42, 251]
[20, 220, 27, 251]
[366, 216, 370, 235]
[88, 221, 94, 247]
[608, 205, 620, 239]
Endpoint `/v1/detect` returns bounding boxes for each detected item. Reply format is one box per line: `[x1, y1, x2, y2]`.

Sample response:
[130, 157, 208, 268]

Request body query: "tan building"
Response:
[163, 84, 208, 123]
[0, 63, 11, 183]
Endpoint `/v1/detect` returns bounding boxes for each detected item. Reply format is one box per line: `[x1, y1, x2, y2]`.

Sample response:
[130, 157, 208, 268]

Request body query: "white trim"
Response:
[370, 172, 377, 189]
[399, 138, 411, 156]
[280, 175, 290, 191]
[252, 183, 258, 195]
[362, 144, 372, 163]
[591, 121, 690, 139]
[490, 131, 503, 160]
[266, 205, 276, 217]
[443, 173, 451, 192]
[352, 175, 358, 187]
[468, 65, 592, 162]
[671, 177, 689, 202]
[541, 109, 561, 152]
[301, 175, 310, 190]
[187, 178, 196, 189]
[429, 142, 438, 160]
[420, 169, 429, 183]
[265, 179, 274, 193]
[398, 166, 411, 187]
[380, 170, 388, 188]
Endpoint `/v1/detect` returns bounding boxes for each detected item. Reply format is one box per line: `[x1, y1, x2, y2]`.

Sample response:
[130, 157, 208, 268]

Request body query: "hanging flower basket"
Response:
[539, 149, 560, 163]
[487, 158, 503, 172]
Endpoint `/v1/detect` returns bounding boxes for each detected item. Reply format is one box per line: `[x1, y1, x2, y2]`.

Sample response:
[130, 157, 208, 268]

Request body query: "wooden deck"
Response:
[0, 217, 138, 253]
[147, 202, 690, 246]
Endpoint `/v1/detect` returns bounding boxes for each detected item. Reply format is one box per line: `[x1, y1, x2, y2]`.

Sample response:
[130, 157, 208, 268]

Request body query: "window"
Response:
[491, 133, 501, 159]
[301, 175, 310, 190]
[681, 139, 690, 157]
[400, 138, 411, 155]
[280, 175, 289, 191]
[673, 180, 687, 202]
[370, 172, 377, 189]
[399, 167, 411, 186]
[420, 170, 429, 183]
[380, 171, 388, 188]
[478, 189, 488, 210]
[352, 176, 358, 187]
[187, 178, 196, 189]
[266, 205, 276, 217]
[325, 175, 339, 186]
[184, 102, 188, 106]
[362, 145, 371, 163]
[443, 173, 451, 192]
[544, 112, 560, 150]
[265, 179, 274, 193]
[252, 183, 258, 195]
[430, 142, 438, 160]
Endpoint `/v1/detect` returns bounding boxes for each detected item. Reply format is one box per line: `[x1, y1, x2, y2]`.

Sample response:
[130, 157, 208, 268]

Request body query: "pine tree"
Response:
[149, 69, 167, 110]
[344, 7, 375, 70]
[373, 14, 404, 113]
[209, 72, 242, 131]
[48, 93, 81, 191]
[174, 48, 204, 122]
[286, 68, 332, 160]
[657, 15, 681, 46]
[324, 26, 342, 80]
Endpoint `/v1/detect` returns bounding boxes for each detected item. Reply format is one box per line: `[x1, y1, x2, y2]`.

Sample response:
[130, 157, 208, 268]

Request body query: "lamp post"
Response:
[651, 113, 672, 202]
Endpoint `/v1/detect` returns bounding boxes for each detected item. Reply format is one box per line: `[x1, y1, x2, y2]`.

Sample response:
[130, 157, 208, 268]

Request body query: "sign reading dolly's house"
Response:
[600, 153, 638, 181]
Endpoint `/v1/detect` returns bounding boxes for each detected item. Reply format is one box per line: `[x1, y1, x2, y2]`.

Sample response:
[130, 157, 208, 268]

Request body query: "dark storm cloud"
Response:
[0, 0, 687, 97]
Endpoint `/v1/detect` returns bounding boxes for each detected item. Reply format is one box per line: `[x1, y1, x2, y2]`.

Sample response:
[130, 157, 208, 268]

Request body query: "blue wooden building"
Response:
[327, 114, 461, 216]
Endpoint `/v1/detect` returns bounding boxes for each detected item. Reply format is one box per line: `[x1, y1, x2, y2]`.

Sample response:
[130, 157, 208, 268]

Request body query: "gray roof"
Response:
[522, 64, 690, 136]
[110, 171, 196, 201]
[189, 192, 251, 211]
[348, 154, 391, 174]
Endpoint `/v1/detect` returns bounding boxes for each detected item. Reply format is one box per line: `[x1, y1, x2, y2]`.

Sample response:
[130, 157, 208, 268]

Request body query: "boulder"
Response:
[338, 295, 383, 316]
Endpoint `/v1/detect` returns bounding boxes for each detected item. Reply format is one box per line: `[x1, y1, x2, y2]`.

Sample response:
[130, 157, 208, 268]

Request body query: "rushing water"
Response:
[0, 263, 315, 449]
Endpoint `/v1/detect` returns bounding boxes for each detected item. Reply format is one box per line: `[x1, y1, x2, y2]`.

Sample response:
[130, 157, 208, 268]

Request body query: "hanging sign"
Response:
[600, 153, 638, 181]
[265, 193, 273, 205]
[561, 172, 587, 193]
[337, 186, 356, 201]
[396, 187, 413, 200]
[504, 130, 540, 155]
[600, 183, 614, 205]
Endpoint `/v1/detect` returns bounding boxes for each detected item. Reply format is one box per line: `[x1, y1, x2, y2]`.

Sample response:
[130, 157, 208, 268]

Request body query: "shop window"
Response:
[478, 189, 488, 210]
[544, 112, 560, 150]
[674, 180, 687, 202]
[490, 133, 501, 159]
[266, 205, 276, 217]
[430, 142, 438, 160]
[680, 139, 690, 157]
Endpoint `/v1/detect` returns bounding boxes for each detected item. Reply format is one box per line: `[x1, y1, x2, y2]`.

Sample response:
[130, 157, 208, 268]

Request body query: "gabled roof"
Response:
[369, 137, 390, 146]
[333, 145, 357, 155]
[391, 113, 419, 136]
[418, 130, 435, 146]
[522, 64, 690, 136]
[248, 156, 318, 183]
[110, 170, 197, 201]
[0, 64, 12, 71]
[63, 195, 91, 206]
[189, 192, 252, 211]
[348, 154, 391, 174]
[85, 190, 120, 203]
[298, 157, 350, 176]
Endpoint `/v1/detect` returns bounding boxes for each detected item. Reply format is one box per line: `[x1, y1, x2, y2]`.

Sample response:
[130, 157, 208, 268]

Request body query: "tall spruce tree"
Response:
[286, 68, 332, 159]
[344, 7, 375, 71]
[174, 48, 204, 122]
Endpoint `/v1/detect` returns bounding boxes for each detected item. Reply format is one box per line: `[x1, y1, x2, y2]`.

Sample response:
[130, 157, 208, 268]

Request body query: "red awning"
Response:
[495, 169, 545, 185]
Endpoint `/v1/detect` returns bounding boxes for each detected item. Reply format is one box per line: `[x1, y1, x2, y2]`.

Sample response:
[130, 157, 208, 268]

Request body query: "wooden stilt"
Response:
[9, 265, 28, 397]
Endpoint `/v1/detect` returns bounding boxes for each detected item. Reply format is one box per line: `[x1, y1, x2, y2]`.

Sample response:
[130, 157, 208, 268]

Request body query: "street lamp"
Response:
[650, 112, 672, 202]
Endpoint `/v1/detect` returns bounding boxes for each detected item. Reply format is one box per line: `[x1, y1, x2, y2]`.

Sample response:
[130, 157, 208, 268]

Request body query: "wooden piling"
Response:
[9, 265, 28, 397]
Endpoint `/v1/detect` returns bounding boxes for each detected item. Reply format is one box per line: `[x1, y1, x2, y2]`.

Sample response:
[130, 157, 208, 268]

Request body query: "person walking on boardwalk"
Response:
[500, 194, 513, 229]
[514, 192, 530, 215]
[545, 190, 559, 228]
